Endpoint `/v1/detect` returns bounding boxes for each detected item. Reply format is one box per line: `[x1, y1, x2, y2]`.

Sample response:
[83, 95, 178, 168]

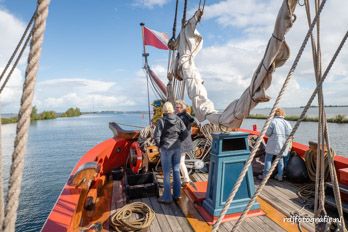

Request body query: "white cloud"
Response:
[0, 68, 23, 111]
[133, 0, 170, 9]
[192, 0, 348, 109]
[35, 78, 136, 112]
[0, 9, 26, 113]
[0, 9, 26, 64]
[1, 2, 347, 113]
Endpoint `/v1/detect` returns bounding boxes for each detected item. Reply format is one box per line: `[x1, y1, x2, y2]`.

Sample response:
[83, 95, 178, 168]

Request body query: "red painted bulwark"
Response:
[339, 168, 348, 186]
[42, 137, 131, 232]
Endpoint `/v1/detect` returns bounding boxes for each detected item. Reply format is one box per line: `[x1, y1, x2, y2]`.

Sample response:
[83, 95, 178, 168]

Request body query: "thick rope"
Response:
[314, 0, 327, 217]
[230, 30, 348, 232]
[110, 202, 155, 232]
[212, 1, 327, 230]
[304, 0, 321, 212]
[2, 1, 50, 231]
[304, 0, 326, 215]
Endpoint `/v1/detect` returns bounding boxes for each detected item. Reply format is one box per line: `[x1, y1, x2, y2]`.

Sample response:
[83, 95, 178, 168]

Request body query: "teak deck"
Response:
[106, 172, 325, 232]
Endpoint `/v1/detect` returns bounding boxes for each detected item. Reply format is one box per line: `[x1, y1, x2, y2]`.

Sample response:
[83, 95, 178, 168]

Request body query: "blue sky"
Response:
[0, 0, 347, 113]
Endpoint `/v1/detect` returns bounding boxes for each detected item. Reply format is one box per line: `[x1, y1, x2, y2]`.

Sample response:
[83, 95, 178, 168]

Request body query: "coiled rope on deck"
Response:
[2, 1, 50, 231]
[110, 202, 155, 232]
[305, 148, 331, 182]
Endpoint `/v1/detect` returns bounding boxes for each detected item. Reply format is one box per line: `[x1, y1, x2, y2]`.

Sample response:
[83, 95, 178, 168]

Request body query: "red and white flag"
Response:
[143, 26, 169, 50]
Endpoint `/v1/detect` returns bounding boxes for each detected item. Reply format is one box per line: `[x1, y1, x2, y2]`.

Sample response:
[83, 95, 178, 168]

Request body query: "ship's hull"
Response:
[42, 129, 348, 231]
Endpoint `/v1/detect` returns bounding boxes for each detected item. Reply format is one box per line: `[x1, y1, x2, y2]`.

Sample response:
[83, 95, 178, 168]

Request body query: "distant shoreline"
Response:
[247, 114, 348, 123]
[300, 105, 348, 108]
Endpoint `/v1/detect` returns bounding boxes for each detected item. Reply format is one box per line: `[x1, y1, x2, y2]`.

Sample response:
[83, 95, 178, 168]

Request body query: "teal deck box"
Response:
[202, 132, 260, 216]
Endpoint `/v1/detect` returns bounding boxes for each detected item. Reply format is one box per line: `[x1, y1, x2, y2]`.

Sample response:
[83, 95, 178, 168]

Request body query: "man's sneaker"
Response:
[274, 175, 283, 182]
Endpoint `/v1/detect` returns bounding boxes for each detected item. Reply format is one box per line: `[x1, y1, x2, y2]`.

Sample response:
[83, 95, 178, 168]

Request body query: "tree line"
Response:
[1, 106, 81, 124]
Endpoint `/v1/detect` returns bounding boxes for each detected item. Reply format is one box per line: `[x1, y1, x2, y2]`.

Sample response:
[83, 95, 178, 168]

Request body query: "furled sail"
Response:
[175, 0, 297, 128]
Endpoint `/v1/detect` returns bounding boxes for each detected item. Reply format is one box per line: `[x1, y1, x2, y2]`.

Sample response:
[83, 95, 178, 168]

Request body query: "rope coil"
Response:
[110, 202, 155, 232]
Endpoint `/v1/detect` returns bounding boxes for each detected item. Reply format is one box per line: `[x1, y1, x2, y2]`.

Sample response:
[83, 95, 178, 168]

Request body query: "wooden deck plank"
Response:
[197, 172, 208, 181]
[139, 197, 162, 232]
[169, 202, 193, 232]
[156, 188, 186, 232]
[149, 196, 174, 232]
[248, 216, 268, 232]
[256, 216, 286, 231]
[192, 172, 203, 182]
[258, 190, 313, 232]
[175, 191, 211, 232]
[260, 184, 315, 230]
[240, 218, 258, 232]
[222, 218, 258, 232]
[267, 179, 314, 211]
[222, 220, 246, 232]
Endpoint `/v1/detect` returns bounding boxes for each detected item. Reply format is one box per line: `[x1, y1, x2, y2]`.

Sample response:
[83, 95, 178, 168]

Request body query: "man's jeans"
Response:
[263, 153, 284, 178]
[160, 147, 181, 201]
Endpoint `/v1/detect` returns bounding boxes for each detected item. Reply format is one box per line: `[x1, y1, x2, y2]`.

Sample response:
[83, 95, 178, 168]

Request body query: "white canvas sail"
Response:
[175, 0, 297, 128]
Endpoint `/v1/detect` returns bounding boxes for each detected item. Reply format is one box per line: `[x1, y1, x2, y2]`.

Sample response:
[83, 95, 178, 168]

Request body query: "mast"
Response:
[140, 22, 152, 125]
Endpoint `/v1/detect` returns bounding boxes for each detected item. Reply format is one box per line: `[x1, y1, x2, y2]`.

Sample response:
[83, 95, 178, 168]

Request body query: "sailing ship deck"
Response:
[115, 172, 322, 232]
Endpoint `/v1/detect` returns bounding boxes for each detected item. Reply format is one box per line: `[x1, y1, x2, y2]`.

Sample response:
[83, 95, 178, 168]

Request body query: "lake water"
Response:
[1, 109, 347, 231]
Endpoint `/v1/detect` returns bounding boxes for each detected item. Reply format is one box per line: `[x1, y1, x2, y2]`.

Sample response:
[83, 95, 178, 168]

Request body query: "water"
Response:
[2, 113, 148, 232]
[1, 110, 347, 231]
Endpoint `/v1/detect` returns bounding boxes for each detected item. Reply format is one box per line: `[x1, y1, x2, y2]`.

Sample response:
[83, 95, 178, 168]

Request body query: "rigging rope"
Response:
[314, 0, 327, 218]
[212, 0, 328, 230]
[304, 0, 326, 215]
[230, 30, 348, 232]
[199, 0, 206, 11]
[145, 67, 166, 100]
[303, 2, 345, 229]
[110, 202, 155, 232]
[2, 1, 50, 231]
[182, 0, 188, 27]
[171, 0, 179, 41]
[0, 12, 35, 94]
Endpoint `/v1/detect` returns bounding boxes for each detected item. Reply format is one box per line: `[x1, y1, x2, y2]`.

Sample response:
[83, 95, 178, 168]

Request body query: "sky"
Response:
[0, 0, 347, 113]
